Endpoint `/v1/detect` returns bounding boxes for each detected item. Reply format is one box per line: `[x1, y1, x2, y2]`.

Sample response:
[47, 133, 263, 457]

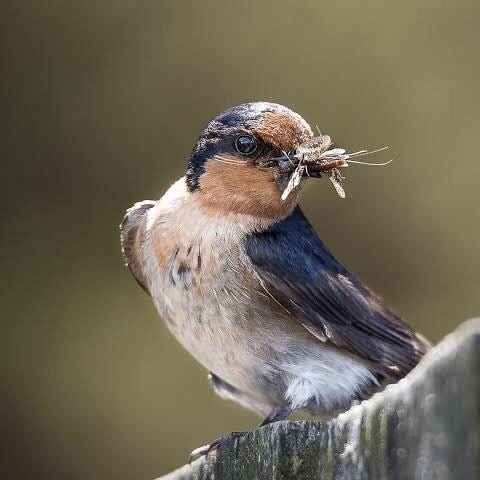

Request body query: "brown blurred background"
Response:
[1, 1, 479, 478]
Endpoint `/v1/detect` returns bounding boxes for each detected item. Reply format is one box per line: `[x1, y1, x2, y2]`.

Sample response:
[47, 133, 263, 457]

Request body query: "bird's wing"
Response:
[120, 200, 156, 295]
[244, 207, 431, 379]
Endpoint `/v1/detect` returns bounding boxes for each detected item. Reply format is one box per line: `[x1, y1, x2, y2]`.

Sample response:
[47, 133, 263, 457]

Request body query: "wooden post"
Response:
[158, 319, 480, 480]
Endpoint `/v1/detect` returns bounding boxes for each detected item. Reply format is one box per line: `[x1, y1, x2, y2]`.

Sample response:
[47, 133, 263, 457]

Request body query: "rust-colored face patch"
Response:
[251, 110, 313, 153]
[197, 156, 298, 219]
[189, 105, 315, 218]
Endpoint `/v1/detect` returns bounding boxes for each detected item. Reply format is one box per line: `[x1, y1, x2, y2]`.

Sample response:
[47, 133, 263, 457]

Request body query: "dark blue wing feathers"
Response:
[245, 207, 430, 378]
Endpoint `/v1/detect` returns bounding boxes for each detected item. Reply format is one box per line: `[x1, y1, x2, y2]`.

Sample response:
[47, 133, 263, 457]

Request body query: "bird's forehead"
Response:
[250, 110, 313, 152]
[214, 102, 313, 152]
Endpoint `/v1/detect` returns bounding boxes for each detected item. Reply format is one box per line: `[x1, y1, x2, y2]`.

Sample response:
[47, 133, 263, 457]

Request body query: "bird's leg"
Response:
[259, 405, 293, 427]
[189, 405, 293, 463]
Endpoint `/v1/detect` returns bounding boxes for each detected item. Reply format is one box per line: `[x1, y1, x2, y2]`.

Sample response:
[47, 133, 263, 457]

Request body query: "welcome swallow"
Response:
[120, 102, 431, 456]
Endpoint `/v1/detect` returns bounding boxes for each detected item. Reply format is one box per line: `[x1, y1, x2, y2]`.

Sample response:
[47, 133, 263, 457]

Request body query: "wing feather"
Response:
[120, 201, 156, 295]
[245, 207, 431, 379]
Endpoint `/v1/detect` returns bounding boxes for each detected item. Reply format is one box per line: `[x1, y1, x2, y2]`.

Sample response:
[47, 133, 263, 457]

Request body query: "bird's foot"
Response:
[189, 431, 247, 463]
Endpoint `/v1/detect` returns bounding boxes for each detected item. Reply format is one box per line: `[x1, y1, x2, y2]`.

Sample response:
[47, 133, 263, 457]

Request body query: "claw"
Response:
[188, 444, 211, 464]
[188, 431, 247, 463]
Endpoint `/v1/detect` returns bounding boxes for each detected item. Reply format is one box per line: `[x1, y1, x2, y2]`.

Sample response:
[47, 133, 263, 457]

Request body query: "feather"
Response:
[120, 201, 156, 295]
[245, 207, 431, 379]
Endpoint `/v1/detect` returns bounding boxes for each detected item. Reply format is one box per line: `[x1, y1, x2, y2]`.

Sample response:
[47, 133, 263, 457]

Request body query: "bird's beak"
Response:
[269, 135, 348, 177]
[269, 135, 351, 200]
[271, 137, 390, 200]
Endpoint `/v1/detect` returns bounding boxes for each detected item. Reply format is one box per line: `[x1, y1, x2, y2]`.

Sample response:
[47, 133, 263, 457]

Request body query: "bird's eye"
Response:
[235, 135, 258, 155]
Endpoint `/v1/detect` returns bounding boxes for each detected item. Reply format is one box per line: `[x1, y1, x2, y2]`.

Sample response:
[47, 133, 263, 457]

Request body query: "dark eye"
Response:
[235, 135, 258, 155]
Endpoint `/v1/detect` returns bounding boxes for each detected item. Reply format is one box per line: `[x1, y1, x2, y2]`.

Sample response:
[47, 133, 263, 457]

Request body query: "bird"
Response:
[120, 101, 431, 457]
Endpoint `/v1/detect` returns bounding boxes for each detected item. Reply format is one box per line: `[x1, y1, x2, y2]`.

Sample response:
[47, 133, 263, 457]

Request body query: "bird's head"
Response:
[186, 102, 318, 219]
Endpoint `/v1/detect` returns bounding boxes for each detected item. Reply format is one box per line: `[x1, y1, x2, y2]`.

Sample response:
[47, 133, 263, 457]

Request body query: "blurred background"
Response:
[1, 1, 480, 478]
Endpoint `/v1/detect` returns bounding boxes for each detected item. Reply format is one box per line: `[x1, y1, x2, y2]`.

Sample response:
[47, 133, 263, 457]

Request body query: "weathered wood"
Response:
[158, 319, 480, 480]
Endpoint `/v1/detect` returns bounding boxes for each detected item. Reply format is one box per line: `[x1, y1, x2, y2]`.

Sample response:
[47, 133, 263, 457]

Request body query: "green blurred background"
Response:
[1, 1, 479, 478]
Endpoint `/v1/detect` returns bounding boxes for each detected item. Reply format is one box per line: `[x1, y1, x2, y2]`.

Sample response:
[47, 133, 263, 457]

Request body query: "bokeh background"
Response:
[2, 1, 480, 478]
